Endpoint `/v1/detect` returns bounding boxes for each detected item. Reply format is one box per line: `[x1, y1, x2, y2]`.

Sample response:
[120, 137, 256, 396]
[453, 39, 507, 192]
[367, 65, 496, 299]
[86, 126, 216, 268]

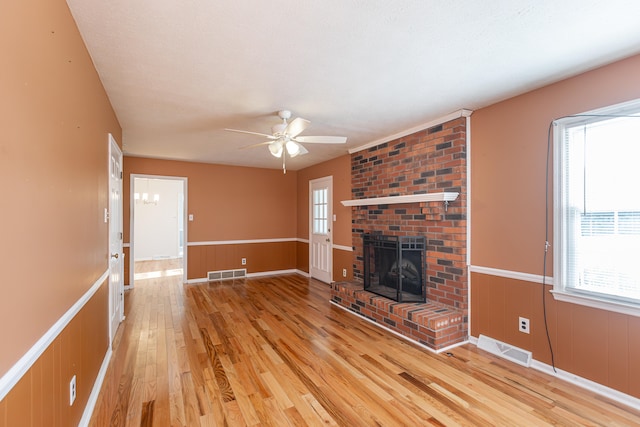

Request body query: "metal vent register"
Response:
[207, 269, 247, 281]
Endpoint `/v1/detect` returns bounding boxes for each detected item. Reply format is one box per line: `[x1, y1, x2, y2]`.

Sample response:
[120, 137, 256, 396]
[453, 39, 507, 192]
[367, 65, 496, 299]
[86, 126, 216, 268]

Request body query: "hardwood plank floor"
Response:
[90, 265, 640, 426]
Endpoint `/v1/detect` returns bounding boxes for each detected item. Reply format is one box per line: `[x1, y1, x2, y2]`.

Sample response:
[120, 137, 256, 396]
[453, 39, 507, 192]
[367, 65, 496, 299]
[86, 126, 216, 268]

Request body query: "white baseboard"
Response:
[79, 346, 113, 427]
[246, 269, 297, 278]
[187, 269, 311, 284]
[469, 335, 640, 411]
[295, 269, 311, 277]
[530, 360, 640, 411]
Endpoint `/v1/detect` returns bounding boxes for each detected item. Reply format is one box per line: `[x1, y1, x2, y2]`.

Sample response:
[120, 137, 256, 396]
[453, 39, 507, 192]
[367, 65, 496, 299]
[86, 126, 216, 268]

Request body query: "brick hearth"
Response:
[331, 282, 466, 350]
[334, 115, 469, 350]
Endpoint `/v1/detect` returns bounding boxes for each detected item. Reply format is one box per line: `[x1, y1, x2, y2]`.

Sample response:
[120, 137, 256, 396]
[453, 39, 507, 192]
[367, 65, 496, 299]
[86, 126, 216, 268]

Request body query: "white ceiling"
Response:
[66, 0, 640, 171]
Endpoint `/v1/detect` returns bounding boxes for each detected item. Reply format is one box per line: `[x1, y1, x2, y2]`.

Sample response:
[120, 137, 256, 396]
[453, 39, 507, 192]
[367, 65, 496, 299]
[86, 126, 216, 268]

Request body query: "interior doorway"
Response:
[130, 175, 187, 285]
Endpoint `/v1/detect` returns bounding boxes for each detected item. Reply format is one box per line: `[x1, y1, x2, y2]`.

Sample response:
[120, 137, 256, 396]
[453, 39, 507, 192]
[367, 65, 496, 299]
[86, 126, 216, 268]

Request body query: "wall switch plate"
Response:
[241, 258, 246, 265]
[69, 375, 76, 406]
[188, 214, 194, 221]
[519, 317, 530, 334]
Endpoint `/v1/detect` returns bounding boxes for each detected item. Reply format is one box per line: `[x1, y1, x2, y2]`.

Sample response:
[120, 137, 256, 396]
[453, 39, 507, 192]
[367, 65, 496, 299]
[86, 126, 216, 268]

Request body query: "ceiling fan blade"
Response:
[225, 128, 276, 139]
[240, 141, 273, 149]
[294, 135, 347, 144]
[284, 117, 310, 138]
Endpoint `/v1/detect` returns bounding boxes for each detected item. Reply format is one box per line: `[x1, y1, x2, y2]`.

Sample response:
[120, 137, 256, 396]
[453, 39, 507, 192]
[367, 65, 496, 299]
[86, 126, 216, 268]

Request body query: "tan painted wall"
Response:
[124, 155, 353, 280]
[124, 157, 297, 242]
[296, 155, 353, 279]
[0, 0, 120, 377]
[471, 54, 640, 398]
[0, 0, 120, 422]
[472, 54, 640, 273]
[123, 157, 298, 278]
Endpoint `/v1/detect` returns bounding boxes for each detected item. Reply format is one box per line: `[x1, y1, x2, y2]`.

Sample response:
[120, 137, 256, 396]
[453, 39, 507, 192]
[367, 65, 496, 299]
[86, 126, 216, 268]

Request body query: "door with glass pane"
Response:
[310, 177, 332, 283]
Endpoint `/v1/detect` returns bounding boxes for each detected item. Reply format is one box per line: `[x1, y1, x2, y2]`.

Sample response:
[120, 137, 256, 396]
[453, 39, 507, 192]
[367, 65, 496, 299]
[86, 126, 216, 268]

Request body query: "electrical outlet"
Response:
[519, 317, 530, 334]
[342, 268, 347, 277]
[69, 375, 76, 406]
[241, 258, 246, 265]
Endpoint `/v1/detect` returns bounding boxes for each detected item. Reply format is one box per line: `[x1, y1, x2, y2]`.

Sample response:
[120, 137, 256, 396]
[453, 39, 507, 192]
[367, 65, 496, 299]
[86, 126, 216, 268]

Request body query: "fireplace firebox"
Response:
[363, 234, 426, 303]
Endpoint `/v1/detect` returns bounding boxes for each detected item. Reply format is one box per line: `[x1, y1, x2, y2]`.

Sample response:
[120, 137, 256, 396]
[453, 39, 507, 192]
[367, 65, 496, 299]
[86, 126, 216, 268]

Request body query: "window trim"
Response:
[552, 98, 640, 315]
[550, 290, 640, 318]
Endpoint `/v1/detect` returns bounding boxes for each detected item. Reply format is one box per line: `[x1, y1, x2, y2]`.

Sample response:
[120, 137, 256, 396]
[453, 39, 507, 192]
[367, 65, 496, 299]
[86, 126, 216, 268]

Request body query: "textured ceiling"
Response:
[66, 0, 640, 171]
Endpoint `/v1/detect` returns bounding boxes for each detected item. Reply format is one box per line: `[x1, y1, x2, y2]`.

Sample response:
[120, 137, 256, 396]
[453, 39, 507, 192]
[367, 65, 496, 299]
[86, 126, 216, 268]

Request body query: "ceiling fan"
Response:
[225, 110, 347, 173]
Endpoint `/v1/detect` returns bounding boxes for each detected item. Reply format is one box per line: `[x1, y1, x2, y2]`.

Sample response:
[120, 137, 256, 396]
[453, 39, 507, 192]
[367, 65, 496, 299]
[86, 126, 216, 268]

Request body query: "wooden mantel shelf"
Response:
[341, 192, 459, 207]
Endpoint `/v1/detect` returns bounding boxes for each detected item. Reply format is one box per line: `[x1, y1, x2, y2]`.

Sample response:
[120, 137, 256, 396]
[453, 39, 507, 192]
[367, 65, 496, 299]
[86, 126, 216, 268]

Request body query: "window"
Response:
[313, 188, 328, 234]
[554, 100, 640, 312]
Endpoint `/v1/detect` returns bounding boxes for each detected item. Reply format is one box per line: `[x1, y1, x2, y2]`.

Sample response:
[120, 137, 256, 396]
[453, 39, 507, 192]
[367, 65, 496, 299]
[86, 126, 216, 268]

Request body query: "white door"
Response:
[108, 134, 124, 344]
[309, 177, 333, 283]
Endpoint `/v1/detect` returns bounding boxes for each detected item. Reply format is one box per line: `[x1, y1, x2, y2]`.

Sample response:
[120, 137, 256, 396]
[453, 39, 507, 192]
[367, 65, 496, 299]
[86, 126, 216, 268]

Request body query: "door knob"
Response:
[111, 253, 119, 259]
[326, 238, 330, 242]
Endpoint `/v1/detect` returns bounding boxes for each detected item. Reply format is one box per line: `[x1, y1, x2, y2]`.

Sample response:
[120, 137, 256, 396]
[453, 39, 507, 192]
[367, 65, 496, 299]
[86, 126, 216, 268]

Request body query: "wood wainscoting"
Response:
[89, 267, 640, 426]
[0, 278, 110, 426]
[187, 241, 296, 280]
[471, 271, 640, 401]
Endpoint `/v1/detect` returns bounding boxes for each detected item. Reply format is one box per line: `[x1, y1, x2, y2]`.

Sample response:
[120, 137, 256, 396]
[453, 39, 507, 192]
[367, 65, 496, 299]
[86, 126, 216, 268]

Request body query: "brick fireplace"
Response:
[331, 115, 468, 350]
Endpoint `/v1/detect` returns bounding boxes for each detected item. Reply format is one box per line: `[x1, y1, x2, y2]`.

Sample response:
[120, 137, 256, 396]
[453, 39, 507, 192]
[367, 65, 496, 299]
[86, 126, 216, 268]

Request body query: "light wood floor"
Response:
[90, 264, 640, 426]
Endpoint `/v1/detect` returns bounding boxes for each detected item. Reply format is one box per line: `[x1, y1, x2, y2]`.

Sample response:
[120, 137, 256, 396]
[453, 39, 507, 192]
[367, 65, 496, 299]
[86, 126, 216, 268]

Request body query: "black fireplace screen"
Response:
[363, 234, 426, 303]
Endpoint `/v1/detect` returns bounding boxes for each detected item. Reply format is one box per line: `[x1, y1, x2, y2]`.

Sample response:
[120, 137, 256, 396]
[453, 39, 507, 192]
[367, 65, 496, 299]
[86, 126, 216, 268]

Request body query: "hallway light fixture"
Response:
[134, 192, 160, 205]
[134, 179, 160, 205]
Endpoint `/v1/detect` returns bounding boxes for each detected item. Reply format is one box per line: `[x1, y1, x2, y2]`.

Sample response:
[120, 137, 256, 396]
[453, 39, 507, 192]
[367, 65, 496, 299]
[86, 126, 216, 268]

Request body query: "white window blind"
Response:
[556, 106, 640, 305]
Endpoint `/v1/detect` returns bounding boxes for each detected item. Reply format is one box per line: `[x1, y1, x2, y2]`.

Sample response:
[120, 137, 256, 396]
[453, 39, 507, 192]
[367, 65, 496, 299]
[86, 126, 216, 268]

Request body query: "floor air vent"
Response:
[477, 334, 532, 367]
[207, 269, 247, 281]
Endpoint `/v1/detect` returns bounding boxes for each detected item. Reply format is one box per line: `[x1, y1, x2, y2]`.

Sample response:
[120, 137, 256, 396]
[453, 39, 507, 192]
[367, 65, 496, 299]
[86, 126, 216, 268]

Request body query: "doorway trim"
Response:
[129, 174, 188, 287]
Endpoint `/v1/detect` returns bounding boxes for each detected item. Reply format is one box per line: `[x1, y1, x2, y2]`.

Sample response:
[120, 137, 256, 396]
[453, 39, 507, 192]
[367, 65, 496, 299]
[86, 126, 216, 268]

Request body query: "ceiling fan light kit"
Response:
[286, 140, 300, 156]
[225, 110, 347, 173]
[268, 141, 283, 158]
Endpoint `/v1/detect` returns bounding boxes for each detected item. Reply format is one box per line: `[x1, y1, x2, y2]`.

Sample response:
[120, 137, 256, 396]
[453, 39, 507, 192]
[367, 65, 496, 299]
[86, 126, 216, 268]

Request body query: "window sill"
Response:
[551, 290, 640, 317]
